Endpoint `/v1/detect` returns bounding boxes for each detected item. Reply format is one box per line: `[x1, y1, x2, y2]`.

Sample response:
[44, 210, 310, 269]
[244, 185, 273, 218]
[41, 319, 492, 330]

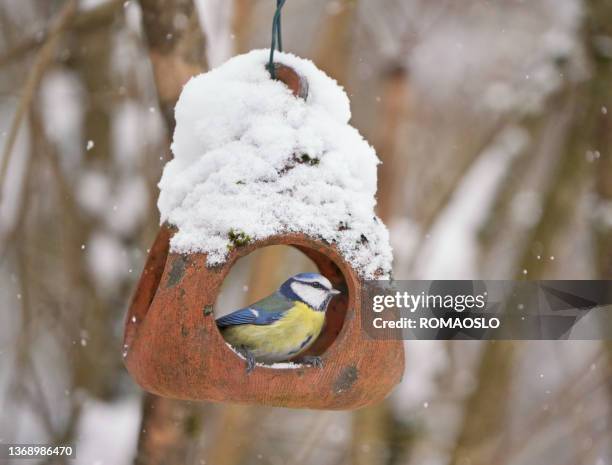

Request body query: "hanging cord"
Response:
[267, 0, 287, 78]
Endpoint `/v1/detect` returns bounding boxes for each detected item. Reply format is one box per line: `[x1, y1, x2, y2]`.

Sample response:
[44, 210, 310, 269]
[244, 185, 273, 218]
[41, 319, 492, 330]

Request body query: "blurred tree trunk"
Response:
[232, 0, 253, 54]
[375, 65, 410, 223]
[64, 1, 120, 399]
[448, 341, 515, 465]
[583, 1, 612, 461]
[351, 61, 411, 465]
[351, 404, 392, 465]
[135, 397, 206, 465]
[585, 1, 612, 280]
[201, 401, 259, 465]
[312, 0, 356, 87]
[133, 1, 210, 464]
[139, 0, 208, 131]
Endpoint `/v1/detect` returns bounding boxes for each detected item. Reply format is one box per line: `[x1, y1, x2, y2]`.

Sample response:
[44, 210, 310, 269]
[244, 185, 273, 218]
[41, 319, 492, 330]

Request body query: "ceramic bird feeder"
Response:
[123, 52, 404, 410]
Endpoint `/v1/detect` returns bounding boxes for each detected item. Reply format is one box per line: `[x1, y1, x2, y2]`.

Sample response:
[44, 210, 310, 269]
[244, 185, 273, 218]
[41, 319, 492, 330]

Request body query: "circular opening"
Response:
[214, 244, 349, 363]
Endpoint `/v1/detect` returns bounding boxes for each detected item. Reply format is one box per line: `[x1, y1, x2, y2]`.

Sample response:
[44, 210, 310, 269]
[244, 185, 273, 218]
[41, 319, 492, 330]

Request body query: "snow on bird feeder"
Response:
[123, 50, 404, 409]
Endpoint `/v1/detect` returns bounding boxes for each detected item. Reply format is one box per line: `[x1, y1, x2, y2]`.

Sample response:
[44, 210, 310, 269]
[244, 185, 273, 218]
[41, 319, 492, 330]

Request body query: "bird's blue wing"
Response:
[216, 292, 293, 328]
[250, 292, 295, 313]
[216, 309, 259, 328]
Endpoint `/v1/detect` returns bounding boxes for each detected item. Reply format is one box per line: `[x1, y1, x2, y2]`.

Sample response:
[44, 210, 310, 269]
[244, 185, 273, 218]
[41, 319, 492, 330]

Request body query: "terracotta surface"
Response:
[271, 62, 309, 99]
[123, 225, 405, 410]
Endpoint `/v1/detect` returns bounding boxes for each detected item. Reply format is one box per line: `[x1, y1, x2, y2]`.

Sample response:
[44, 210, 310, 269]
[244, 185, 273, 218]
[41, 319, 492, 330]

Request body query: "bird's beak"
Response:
[330, 288, 341, 295]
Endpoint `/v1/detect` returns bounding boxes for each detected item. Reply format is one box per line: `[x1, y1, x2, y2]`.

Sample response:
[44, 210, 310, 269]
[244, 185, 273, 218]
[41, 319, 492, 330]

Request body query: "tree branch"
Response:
[0, 0, 78, 201]
[133, 1, 209, 463]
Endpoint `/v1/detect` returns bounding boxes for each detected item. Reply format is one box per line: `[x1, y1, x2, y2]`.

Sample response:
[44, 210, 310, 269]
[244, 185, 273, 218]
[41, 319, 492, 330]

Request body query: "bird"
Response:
[216, 272, 341, 373]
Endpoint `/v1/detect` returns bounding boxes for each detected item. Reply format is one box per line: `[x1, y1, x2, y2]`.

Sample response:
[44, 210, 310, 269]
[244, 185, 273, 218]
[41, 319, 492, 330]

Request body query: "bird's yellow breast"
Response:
[222, 302, 325, 363]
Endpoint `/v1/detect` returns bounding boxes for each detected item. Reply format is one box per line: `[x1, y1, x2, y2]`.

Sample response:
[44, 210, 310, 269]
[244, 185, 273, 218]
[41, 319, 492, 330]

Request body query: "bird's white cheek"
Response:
[291, 282, 327, 309]
[305, 289, 328, 308]
[290, 282, 304, 298]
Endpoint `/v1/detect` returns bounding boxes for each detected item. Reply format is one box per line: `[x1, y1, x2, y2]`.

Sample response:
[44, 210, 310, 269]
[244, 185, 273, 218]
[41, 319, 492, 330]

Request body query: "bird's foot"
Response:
[236, 346, 257, 374]
[298, 355, 324, 368]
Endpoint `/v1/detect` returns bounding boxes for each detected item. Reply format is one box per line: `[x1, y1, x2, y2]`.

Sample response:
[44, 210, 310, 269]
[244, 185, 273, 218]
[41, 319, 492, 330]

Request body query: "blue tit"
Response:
[216, 272, 341, 373]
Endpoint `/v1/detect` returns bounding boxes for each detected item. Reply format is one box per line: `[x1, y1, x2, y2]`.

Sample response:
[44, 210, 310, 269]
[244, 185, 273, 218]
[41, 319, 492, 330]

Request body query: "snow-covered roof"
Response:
[158, 50, 392, 278]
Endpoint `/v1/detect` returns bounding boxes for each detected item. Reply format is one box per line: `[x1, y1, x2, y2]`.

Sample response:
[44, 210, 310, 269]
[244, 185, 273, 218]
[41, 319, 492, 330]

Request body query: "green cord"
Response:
[267, 0, 286, 78]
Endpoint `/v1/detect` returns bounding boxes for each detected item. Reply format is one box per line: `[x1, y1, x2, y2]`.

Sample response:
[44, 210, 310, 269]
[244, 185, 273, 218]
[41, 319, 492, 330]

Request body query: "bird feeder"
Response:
[123, 59, 404, 410]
